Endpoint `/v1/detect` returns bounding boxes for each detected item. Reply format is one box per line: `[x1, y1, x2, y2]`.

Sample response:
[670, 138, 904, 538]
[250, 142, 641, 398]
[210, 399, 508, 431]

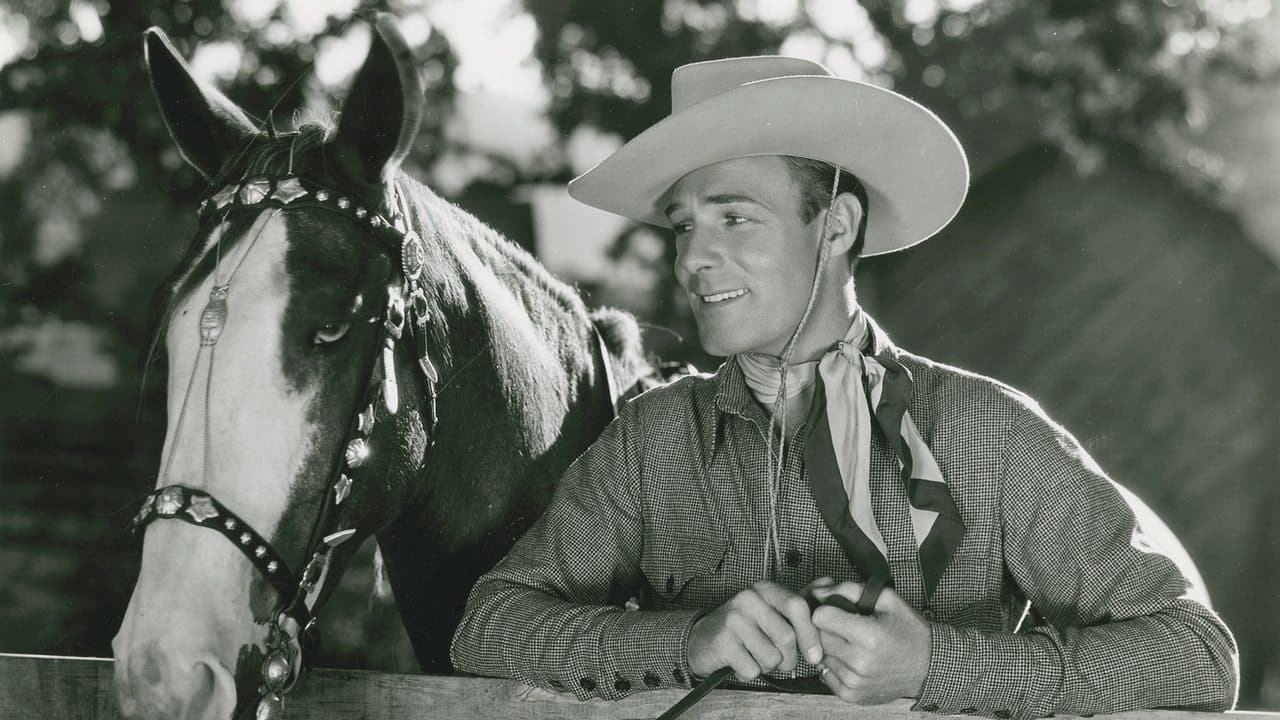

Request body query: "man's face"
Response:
[667, 156, 821, 357]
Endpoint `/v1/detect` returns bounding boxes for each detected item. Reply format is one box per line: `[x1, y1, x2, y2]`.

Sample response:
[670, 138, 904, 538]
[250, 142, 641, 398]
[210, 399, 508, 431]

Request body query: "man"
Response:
[450, 56, 1238, 717]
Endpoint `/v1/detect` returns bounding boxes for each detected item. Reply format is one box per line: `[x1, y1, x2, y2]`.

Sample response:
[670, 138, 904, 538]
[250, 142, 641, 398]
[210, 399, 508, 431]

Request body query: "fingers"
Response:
[723, 640, 762, 682]
[820, 655, 896, 705]
[813, 603, 876, 645]
[754, 581, 823, 665]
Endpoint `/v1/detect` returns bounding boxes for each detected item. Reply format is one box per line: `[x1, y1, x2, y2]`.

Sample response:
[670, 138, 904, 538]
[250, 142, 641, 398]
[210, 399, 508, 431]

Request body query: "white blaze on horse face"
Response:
[114, 210, 318, 720]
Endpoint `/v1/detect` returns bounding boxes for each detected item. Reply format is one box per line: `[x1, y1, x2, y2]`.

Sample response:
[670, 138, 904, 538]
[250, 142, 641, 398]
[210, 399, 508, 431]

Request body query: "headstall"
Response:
[130, 173, 441, 720]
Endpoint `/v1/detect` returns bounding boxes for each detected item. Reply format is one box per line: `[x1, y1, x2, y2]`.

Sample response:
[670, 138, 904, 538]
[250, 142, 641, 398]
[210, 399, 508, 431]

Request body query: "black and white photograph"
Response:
[1, 1, 1278, 719]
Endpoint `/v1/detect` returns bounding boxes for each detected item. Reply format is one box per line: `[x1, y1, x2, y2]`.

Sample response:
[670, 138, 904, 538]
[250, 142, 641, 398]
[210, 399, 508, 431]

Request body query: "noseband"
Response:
[130, 173, 441, 719]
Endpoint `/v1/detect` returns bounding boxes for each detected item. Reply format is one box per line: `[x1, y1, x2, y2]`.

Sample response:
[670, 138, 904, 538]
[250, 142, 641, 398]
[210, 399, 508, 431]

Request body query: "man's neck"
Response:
[783, 282, 859, 363]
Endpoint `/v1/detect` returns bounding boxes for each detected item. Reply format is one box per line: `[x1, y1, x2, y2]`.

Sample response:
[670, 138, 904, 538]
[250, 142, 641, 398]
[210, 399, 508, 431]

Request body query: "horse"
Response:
[111, 17, 655, 720]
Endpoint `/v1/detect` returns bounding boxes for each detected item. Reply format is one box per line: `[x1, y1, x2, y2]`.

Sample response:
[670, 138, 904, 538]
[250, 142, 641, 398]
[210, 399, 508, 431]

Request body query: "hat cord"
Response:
[762, 165, 843, 579]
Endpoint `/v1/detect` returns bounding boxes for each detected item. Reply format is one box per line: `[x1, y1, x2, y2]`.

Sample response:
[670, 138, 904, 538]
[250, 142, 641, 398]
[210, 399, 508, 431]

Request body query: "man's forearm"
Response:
[913, 602, 1238, 719]
[450, 577, 704, 700]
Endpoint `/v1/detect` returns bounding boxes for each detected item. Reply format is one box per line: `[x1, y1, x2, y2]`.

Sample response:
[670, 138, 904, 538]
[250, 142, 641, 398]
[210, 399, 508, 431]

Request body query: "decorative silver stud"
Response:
[323, 528, 357, 547]
[271, 176, 307, 204]
[262, 650, 292, 691]
[240, 531, 252, 545]
[186, 494, 218, 522]
[239, 176, 271, 205]
[132, 496, 155, 528]
[334, 474, 352, 505]
[355, 207, 367, 219]
[224, 518, 237, 531]
[156, 487, 184, 516]
[256, 692, 285, 720]
[198, 199, 208, 215]
[211, 185, 237, 210]
[356, 405, 375, 436]
[401, 230, 426, 282]
[199, 285, 230, 347]
[266, 560, 279, 573]
[345, 438, 369, 469]
[301, 554, 326, 591]
[337, 197, 350, 209]
[254, 545, 267, 559]
[315, 190, 329, 202]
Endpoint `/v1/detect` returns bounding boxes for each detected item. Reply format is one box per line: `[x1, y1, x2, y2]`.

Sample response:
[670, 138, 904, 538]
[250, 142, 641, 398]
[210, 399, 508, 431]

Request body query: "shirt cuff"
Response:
[912, 622, 1063, 720]
[564, 608, 703, 700]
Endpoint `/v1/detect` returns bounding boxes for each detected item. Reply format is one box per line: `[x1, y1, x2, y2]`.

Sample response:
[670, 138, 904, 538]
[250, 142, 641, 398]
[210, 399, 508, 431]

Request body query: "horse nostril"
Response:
[115, 645, 237, 720]
[182, 657, 237, 720]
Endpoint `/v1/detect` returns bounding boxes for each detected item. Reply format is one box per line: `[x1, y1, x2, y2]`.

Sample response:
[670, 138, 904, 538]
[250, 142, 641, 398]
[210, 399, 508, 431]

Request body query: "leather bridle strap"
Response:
[131, 485, 300, 603]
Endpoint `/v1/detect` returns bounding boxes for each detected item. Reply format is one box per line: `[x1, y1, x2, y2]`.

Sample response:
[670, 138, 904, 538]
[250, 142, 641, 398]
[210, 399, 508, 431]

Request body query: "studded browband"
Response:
[131, 172, 440, 717]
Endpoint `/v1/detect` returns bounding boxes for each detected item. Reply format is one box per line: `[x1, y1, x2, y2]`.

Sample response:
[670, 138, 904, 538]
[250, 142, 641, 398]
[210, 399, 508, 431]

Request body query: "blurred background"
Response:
[1, 0, 1278, 709]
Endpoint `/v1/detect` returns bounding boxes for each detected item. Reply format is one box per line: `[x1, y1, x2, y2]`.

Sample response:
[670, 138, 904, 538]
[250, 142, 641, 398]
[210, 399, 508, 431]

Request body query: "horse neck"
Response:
[401, 191, 615, 530]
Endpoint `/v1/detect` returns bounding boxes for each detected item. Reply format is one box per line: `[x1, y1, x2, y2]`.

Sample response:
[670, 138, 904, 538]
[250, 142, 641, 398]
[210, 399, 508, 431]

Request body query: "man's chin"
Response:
[695, 328, 751, 358]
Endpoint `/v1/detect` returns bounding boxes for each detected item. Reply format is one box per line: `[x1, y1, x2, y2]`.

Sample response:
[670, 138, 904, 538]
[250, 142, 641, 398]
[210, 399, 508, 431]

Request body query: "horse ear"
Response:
[144, 27, 259, 180]
[330, 14, 424, 197]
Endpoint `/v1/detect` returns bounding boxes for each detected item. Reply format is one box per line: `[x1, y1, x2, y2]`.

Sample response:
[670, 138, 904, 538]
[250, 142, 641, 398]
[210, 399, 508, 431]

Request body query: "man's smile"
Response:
[698, 288, 751, 304]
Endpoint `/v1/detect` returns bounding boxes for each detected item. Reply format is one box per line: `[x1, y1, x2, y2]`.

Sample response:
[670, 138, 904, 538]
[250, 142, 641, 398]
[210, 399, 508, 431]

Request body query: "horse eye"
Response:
[313, 320, 351, 345]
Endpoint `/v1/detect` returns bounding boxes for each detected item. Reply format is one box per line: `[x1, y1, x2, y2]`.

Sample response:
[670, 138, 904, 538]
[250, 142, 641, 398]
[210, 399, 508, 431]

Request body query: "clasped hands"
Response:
[686, 578, 931, 703]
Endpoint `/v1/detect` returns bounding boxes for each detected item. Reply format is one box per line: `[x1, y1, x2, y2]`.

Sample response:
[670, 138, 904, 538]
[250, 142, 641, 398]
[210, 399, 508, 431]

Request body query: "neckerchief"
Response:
[738, 312, 965, 597]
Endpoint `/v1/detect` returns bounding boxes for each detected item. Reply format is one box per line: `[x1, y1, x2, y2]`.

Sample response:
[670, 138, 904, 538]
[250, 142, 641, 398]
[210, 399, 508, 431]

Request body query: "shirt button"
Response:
[673, 667, 687, 684]
[994, 710, 1012, 718]
[579, 677, 597, 692]
[549, 679, 565, 690]
[785, 549, 803, 567]
[643, 671, 661, 688]
[615, 677, 632, 693]
[922, 608, 937, 621]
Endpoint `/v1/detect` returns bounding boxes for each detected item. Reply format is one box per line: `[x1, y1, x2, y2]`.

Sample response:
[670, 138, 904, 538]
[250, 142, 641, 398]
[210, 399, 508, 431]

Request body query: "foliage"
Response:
[0, 0, 456, 366]
[526, 0, 1277, 181]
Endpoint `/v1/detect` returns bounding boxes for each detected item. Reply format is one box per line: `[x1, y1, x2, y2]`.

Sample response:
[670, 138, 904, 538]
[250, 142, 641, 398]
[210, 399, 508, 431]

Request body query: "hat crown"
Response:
[671, 56, 832, 112]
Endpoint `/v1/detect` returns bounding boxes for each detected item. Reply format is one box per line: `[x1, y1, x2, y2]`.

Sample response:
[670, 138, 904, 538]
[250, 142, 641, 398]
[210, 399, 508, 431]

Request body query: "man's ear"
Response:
[144, 27, 260, 180]
[328, 13, 424, 202]
[824, 192, 864, 256]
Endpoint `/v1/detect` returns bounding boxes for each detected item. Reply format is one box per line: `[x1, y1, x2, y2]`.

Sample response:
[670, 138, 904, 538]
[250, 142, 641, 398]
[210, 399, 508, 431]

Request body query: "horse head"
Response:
[113, 16, 442, 720]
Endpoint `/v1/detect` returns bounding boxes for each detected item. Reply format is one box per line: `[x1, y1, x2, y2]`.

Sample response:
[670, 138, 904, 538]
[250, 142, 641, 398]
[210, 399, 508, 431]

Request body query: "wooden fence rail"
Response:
[2, 653, 1276, 720]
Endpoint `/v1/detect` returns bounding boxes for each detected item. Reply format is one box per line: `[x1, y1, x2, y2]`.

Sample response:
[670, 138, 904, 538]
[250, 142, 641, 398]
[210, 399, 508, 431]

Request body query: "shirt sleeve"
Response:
[449, 400, 703, 700]
[914, 399, 1239, 719]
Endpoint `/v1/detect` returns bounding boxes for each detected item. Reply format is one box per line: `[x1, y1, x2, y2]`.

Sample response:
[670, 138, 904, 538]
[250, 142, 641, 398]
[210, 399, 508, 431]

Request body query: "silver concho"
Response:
[344, 438, 369, 469]
[156, 487, 185, 516]
[401, 230, 426, 282]
[200, 285, 230, 347]
[239, 176, 271, 205]
[211, 185, 237, 210]
[270, 177, 308, 204]
[334, 474, 353, 505]
[186, 494, 218, 523]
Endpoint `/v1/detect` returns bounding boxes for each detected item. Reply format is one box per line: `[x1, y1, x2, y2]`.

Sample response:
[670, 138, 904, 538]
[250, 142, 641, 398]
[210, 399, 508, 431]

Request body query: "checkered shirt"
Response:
[449, 321, 1239, 718]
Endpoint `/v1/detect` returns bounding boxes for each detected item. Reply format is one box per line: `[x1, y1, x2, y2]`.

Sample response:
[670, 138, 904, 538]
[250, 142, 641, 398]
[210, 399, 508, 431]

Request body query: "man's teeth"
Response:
[701, 289, 749, 303]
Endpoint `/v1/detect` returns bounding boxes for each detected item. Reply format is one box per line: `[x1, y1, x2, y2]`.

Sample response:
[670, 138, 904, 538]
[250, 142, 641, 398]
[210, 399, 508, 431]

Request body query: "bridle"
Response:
[130, 172, 441, 719]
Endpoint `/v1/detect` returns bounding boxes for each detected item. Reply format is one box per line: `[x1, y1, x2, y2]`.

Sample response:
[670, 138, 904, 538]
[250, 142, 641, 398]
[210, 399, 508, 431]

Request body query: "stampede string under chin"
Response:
[130, 173, 442, 719]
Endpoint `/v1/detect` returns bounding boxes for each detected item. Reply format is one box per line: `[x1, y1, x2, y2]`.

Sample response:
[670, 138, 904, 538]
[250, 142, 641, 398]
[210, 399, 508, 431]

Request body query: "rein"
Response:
[130, 173, 442, 719]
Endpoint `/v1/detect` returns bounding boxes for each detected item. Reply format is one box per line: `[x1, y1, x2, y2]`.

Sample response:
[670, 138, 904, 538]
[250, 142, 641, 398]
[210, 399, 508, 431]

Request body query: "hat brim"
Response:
[567, 75, 969, 256]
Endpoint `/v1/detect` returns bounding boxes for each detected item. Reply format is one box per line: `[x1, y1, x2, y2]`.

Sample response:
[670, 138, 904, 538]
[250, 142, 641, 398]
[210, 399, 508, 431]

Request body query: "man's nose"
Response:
[676, 228, 721, 277]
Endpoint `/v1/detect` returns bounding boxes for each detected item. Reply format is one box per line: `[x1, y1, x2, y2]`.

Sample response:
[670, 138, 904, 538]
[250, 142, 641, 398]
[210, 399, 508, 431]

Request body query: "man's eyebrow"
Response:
[664, 193, 768, 218]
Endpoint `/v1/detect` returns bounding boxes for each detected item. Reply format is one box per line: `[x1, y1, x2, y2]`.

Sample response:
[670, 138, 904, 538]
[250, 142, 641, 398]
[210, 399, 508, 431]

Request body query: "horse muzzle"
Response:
[112, 637, 237, 720]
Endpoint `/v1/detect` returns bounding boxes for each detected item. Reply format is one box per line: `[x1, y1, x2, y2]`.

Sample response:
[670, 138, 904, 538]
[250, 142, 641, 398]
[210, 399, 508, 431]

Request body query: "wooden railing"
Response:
[2, 653, 1276, 720]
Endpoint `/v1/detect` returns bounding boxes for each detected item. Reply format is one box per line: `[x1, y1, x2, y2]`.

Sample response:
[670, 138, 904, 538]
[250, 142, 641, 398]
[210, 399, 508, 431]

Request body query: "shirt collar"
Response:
[711, 311, 899, 427]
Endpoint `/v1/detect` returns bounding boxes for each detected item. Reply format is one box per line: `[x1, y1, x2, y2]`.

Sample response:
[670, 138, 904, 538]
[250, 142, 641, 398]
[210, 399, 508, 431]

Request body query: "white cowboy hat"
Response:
[567, 56, 969, 256]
